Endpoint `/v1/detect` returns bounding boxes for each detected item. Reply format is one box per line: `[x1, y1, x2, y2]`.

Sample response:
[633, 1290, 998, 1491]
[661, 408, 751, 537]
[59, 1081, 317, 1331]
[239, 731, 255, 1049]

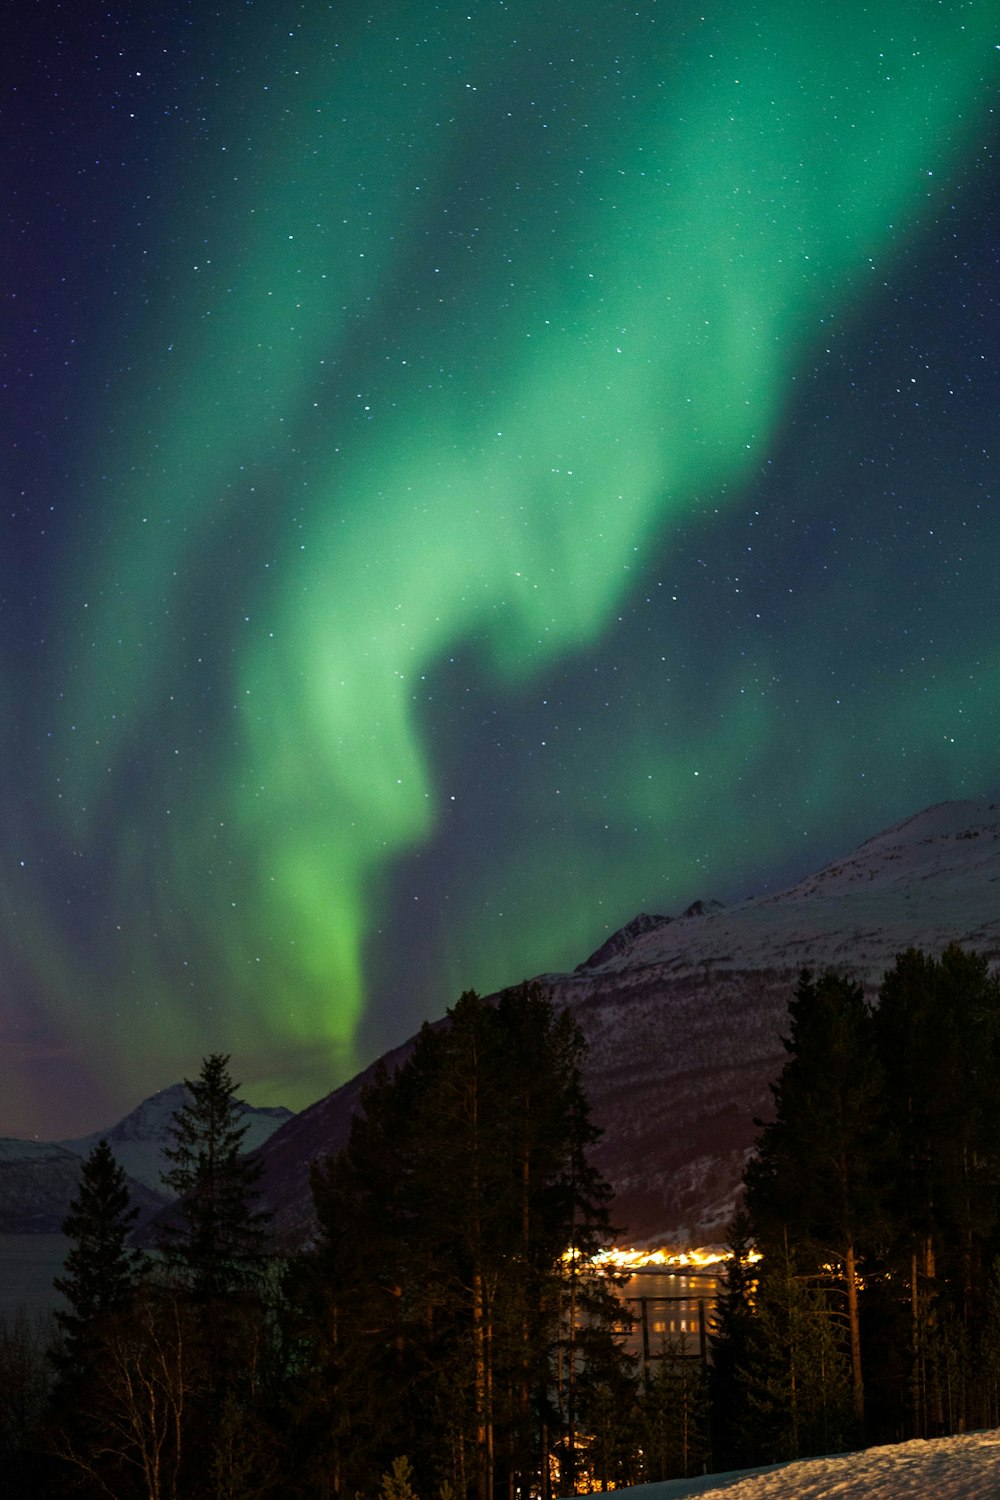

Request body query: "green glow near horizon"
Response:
[24, 1, 998, 1114]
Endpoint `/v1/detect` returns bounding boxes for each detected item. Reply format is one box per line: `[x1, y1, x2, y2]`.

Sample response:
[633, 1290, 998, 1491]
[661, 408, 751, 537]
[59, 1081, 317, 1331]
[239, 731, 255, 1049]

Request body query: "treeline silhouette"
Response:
[2, 986, 636, 1498]
[4, 949, 1000, 1496]
[712, 942, 1000, 1467]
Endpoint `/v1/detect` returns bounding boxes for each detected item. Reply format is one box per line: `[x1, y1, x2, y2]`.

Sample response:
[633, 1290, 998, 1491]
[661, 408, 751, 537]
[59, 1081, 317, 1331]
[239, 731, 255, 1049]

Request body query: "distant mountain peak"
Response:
[576, 900, 725, 973]
[681, 898, 725, 919]
[57, 1085, 294, 1198]
[0, 1083, 299, 1236]
[577, 912, 672, 971]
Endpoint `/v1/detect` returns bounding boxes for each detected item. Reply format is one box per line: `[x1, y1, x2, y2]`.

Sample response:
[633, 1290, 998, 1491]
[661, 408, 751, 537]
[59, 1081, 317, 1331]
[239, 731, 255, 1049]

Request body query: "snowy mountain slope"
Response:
[572, 800, 1000, 980]
[543, 798, 1000, 1241]
[0, 1139, 164, 1233]
[60, 1082, 293, 1195]
[1, 1086, 294, 1234]
[255, 798, 1000, 1247]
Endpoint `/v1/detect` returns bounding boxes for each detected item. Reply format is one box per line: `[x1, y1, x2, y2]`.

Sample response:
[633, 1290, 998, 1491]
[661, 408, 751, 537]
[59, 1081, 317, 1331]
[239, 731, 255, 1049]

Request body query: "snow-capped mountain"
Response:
[0, 1139, 166, 1234]
[60, 1083, 293, 1196]
[254, 798, 1000, 1248]
[541, 797, 1000, 1242]
[1, 1086, 293, 1233]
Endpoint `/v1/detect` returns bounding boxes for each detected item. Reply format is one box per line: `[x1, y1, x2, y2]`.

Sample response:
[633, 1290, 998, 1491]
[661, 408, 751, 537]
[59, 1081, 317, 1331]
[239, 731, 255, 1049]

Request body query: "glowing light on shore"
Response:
[592, 1245, 761, 1272]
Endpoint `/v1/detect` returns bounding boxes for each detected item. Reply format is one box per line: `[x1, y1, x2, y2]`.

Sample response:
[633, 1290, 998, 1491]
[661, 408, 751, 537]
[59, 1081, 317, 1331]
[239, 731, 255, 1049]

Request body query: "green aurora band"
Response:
[8, 1, 999, 1123]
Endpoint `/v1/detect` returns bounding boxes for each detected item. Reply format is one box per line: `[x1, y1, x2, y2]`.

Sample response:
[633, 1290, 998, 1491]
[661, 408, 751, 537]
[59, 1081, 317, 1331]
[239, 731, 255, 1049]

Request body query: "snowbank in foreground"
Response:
[614, 1430, 1000, 1499]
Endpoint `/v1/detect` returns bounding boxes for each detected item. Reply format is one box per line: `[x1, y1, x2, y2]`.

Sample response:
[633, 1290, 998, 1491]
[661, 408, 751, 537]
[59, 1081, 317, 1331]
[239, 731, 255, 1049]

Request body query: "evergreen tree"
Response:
[873, 944, 1000, 1433]
[975, 1256, 1000, 1429]
[737, 1237, 853, 1463]
[306, 984, 622, 1500]
[53, 1139, 144, 1377]
[709, 1210, 757, 1469]
[48, 1141, 147, 1496]
[744, 970, 884, 1429]
[379, 1455, 420, 1500]
[147, 1055, 276, 1488]
[306, 1056, 433, 1496]
[637, 1335, 710, 1483]
[159, 1053, 270, 1300]
[734, 946, 1000, 1449]
[876, 947, 1000, 1302]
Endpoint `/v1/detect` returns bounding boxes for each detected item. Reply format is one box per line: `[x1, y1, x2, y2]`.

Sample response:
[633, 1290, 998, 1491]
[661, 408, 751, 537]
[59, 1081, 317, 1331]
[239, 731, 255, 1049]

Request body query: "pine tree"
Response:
[307, 984, 622, 1500]
[874, 944, 1000, 1433]
[744, 970, 884, 1429]
[638, 1335, 710, 1483]
[709, 1210, 757, 1469]
[380, 1454, 420, 1500]
[737, 1237, 852, 1463]
[975, 1256, 1000, 1428]
[152, 1055, 274, 1485]
[53, 1139, 144, 1377]
[48, 1141, 147, 1494]
[159, 1053, 270, 1301]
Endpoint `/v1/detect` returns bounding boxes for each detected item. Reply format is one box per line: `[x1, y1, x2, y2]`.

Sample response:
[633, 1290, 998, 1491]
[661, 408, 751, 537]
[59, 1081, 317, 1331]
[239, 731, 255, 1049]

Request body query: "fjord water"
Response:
[0, 1233, 68, 1321]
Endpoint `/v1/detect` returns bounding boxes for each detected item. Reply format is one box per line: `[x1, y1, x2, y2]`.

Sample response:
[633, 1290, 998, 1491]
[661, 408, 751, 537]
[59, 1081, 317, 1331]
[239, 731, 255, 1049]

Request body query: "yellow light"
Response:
[587, 1244, 761, 1271]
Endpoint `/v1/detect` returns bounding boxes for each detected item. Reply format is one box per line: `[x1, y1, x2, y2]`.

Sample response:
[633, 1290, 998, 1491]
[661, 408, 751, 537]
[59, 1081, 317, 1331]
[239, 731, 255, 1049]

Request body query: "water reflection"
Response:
[619, 1268, 720, 1365]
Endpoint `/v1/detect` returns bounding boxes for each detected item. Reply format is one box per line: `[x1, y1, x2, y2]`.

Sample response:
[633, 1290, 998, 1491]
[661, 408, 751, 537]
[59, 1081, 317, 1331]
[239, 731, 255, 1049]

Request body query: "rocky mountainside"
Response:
[1, 1087, 293, 1234]
[254, 798, 1000, 1248]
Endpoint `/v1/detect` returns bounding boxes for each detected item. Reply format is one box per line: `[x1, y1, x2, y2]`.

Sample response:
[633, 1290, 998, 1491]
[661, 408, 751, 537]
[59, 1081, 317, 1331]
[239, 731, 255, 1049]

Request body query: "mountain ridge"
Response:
[1, 1086, 292, 1234]
[252, 796, 1000, 1247]
[8, 798, 1000, 1245]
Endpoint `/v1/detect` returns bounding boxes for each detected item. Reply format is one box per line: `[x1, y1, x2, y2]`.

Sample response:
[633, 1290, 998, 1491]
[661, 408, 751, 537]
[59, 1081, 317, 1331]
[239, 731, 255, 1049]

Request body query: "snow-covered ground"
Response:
[617, 1431, 1000, 1498]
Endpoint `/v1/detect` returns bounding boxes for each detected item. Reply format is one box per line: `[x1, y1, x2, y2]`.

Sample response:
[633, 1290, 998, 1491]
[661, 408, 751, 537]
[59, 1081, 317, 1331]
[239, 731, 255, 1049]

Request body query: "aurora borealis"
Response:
[5, 2, 1000, 1136]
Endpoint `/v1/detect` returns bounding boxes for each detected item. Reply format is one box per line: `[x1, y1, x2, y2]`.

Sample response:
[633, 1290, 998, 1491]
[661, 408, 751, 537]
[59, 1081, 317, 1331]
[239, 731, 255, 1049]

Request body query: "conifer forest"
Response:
[5, 951, 1000, 1498]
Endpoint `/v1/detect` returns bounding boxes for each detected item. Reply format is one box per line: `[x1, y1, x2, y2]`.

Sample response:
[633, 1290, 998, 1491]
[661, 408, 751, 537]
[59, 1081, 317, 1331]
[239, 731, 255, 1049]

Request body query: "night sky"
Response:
[5, 2, 999, 1137]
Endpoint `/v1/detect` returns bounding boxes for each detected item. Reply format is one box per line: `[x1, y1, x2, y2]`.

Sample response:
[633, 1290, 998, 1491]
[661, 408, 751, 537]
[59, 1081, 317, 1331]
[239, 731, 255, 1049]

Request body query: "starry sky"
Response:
[4, 1, 999, 1138]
